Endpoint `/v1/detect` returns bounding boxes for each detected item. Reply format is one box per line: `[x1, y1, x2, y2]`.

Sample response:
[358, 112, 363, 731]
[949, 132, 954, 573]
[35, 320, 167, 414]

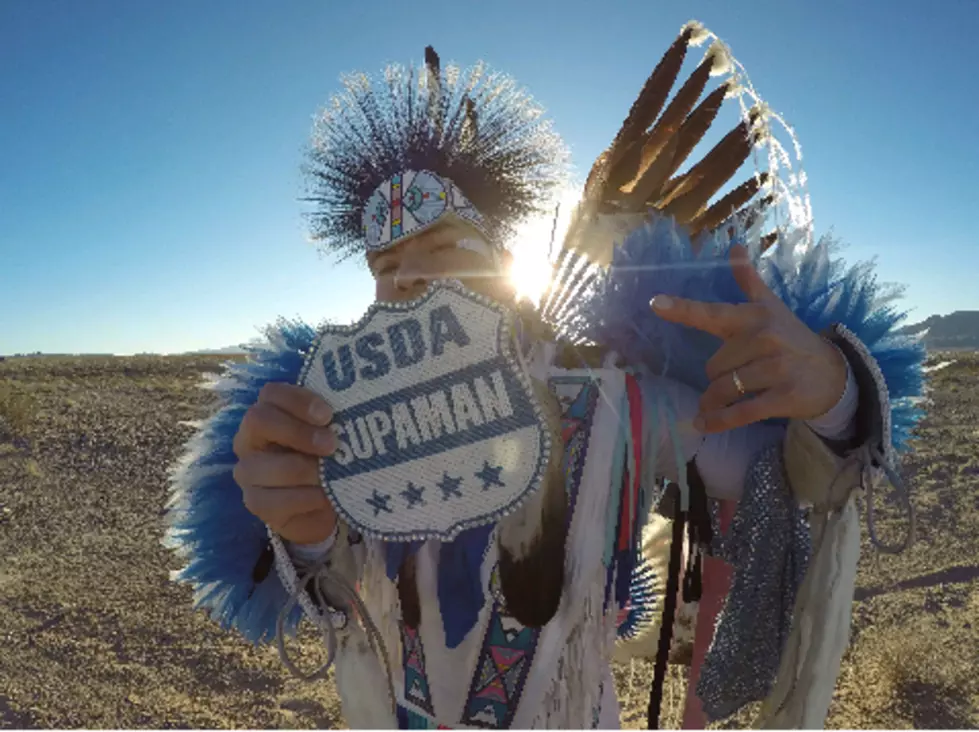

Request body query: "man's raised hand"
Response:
[651, 244, 847, 434]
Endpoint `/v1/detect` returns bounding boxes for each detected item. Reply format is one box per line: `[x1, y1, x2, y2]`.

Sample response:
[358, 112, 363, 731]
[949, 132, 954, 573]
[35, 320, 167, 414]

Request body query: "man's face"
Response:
[366, 220, 515, 305]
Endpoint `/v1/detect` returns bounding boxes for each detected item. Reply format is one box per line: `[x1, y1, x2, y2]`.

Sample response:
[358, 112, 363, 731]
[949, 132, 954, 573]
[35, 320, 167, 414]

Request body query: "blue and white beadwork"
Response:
[299, 281, 552, 543]
[362, 170, 490, 254]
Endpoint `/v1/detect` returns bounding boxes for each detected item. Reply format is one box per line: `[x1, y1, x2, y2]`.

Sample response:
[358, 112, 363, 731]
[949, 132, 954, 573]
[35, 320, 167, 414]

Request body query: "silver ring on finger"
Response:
[732, 369, 746, 397]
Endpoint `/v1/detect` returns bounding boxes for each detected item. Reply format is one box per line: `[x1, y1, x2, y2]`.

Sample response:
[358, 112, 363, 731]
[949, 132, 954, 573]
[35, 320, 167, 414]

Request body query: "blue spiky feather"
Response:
[617, 559, 661, 640]
[163, 319, 317, 644]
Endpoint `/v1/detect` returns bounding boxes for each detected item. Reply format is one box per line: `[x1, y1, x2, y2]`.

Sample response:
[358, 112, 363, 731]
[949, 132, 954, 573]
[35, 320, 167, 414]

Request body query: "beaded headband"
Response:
[362, 170, 491, 255]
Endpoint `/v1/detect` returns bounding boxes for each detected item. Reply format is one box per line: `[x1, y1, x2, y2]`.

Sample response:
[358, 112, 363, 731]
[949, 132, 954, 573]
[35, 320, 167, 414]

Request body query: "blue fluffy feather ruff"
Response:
[163, 319, 317, 644]
[567, 217, 925, 453]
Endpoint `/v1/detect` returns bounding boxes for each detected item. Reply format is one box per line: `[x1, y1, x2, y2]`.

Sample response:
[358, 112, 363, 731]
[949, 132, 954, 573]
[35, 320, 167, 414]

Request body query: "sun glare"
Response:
[508, 186, 582, 305]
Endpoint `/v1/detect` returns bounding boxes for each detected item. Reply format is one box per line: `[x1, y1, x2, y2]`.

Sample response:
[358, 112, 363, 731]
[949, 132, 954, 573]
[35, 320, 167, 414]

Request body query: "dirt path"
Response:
[1, 354, 976, 728]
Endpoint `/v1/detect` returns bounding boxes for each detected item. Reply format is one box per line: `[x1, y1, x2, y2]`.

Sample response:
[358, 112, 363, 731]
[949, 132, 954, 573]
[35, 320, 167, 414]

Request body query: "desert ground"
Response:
[1, 352, 976, 729]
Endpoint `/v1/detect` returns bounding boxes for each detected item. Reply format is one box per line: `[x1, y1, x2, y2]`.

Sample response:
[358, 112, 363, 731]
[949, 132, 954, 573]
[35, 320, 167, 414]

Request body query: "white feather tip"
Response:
[750, 102, 773, 123]
[749, 103, 773, 141]
[682, 20, 710, 47]
[752, 124, 773, 147]
[724, 79, 744, 99]
[705, 40, 734, 77]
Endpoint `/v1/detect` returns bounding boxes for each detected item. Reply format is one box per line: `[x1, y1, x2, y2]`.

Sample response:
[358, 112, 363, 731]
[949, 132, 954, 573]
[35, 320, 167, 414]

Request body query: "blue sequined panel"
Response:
[696, 445, 811, 721]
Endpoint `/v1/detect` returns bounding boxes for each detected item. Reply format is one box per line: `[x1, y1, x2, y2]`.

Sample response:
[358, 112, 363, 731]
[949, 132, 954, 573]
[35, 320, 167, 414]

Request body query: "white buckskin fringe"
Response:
[337, 540, 401, 729]
[754, 493, 861, 729]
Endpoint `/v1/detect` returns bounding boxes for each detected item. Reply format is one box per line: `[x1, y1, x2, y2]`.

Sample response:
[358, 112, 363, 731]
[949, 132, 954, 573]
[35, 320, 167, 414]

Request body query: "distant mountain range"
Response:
[900, 311, 979, 351]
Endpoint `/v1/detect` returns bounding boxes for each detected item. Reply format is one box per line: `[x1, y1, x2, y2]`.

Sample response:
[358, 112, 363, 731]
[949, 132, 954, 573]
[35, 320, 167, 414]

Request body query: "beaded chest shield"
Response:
[299, 281, 552, 542]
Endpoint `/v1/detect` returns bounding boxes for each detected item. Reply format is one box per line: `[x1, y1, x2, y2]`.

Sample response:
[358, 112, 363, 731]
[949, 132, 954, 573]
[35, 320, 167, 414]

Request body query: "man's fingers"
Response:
[699, 356, 780, 413]
[258, 382, 334, 426]
[651, 245, 783, 336]
[697, 389, 785, 434]
[652, 294, 766, 338]
[240, 484, 332, 528]
[705, 332, 779, 382]
[233, 402, 338, 458]
[233, 451, 321, 489]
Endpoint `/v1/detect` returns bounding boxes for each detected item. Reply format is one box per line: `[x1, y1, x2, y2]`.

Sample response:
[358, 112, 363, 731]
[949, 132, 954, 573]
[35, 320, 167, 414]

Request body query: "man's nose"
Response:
[393, 260, 431, 293]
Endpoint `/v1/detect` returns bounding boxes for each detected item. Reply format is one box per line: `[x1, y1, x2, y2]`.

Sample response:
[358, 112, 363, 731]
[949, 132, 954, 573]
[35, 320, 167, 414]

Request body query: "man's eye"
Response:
[378, 263, 397, 275]
[432, 242, 456, 253]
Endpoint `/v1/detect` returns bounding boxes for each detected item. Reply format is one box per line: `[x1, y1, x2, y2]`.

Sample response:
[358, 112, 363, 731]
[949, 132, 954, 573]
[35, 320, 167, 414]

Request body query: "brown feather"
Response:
[655, 170, 693, 209]
[661, 135, 753, 225]
[656, 101, 763, 207]
[666, 82, 729, 181]
[657, 119, 752, 216]
[624, 133, 681, 210]
[729, 193, 775, 233]
[396, 554, 421, 629]
[596, 27, 697, 198]
[602, 137, 645, 202]
[605, 27, 695, 173]
[497, 373, 568, 628]
[424, 45, 440, 75]
[461, 95, 478, 147]
[687, 173, 767, 236]
[583, 150, 609, 201]
[424, 45, 443, 136]
[628, 56, 715, 190]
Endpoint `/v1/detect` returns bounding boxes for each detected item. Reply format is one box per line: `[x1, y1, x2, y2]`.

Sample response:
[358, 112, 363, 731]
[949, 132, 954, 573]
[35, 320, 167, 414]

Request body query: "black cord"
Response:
[646, 502, 686, 729]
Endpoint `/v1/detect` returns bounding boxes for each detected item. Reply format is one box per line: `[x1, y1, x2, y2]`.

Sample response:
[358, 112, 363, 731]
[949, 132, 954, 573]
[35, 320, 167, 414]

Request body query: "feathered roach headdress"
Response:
[303, 47, 570, 260]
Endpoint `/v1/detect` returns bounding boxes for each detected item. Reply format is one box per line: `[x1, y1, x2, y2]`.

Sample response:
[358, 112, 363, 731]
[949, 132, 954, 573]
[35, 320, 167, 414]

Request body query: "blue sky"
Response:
[1, 0, 976, 355]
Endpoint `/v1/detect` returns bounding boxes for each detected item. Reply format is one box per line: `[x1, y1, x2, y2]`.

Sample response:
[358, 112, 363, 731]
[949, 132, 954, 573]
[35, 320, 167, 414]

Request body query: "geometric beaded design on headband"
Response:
[363, 170, 492, 255]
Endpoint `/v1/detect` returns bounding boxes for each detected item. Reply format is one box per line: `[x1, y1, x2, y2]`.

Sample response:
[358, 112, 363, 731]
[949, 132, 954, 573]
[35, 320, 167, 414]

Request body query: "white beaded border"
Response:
[831, 322, 894, 467]
[297, 280, 553, 544]
[268, 529, 349, 636]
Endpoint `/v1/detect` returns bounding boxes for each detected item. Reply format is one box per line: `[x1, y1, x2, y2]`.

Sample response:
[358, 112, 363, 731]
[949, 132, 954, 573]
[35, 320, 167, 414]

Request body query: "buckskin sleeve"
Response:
[755, 323, 911, 729]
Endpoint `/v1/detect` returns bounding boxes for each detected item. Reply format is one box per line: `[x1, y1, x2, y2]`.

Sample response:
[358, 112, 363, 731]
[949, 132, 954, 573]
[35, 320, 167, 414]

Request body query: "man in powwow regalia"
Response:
[164, 21, 923, 729]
